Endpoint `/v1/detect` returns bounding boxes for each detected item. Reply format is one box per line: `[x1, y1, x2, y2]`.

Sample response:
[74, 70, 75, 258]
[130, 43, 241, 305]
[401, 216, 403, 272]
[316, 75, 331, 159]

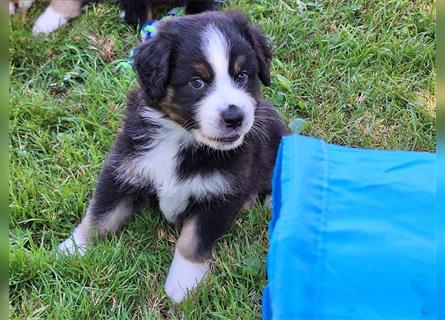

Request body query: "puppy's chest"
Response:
[122, 135, 231, 222]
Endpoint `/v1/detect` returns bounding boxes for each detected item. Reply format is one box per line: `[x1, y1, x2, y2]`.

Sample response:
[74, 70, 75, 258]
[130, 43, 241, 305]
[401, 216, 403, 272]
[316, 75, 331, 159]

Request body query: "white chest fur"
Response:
[119, 109, 232, 223]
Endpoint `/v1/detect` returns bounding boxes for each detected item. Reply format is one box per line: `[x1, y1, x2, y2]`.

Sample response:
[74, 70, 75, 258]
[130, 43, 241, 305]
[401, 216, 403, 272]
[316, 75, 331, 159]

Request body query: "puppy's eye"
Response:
[235, 70, 249, 84]
[189, 77, 205, 89]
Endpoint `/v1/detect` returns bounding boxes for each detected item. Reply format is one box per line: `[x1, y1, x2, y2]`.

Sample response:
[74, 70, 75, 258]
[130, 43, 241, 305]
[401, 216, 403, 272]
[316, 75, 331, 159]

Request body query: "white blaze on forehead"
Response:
[201, 25, 231, 83]
[197, 25, 256, 145]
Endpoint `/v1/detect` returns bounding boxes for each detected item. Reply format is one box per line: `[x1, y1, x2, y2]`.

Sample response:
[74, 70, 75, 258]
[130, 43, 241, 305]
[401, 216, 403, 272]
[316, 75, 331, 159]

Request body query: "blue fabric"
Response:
[263, 135, 439, 320]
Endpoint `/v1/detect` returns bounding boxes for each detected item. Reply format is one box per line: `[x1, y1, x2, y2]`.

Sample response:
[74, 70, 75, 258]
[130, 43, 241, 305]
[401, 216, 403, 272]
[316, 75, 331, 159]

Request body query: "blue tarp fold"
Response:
[263, 135, 438, 320]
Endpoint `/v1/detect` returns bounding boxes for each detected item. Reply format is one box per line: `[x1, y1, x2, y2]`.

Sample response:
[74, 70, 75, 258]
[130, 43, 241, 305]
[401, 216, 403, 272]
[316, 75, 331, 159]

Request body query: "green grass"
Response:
[9, 0, 435, 318]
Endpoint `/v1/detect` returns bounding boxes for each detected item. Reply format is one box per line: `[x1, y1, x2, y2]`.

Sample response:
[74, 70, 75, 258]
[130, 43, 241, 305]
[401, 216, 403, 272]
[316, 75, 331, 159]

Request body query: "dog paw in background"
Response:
[32, 7, 68, 35]
[9, 0, 34, 15]
[13, 0, 222, 36]
[32, 0, 82, 36]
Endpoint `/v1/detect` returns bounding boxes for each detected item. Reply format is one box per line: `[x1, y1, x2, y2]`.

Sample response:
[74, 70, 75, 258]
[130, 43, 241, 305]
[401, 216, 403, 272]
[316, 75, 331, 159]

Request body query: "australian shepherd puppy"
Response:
[58, 11, 288, 303]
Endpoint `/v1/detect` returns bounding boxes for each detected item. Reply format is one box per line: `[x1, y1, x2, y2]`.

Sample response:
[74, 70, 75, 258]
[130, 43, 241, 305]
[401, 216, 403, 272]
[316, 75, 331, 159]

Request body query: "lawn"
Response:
[9, 0, 435, 319]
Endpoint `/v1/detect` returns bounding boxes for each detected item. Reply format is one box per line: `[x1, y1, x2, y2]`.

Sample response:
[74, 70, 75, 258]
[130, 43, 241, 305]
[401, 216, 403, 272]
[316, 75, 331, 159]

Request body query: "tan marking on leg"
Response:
[95, 199, 133, 235]
[58, 206, 96, 254]
[59, 199, 133, 255]
[74, 208, 95, 243]
[50, 0, 82, 19]
[75, 198, 133, 240]
[177, 217, 208, 263]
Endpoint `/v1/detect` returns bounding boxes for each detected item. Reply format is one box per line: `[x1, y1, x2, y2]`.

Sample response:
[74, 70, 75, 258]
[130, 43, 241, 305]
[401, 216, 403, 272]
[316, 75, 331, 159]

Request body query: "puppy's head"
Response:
[133, 11, 272, 150]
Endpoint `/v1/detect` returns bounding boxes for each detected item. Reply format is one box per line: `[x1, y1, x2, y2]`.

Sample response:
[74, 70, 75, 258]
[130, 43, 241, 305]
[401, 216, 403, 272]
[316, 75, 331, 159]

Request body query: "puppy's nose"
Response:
[221, 105, 244, 129]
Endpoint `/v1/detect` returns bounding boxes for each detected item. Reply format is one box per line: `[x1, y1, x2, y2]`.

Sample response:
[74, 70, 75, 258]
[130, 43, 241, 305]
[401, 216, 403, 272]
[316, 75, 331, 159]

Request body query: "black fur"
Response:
[119, 0, 216, 27]
[88, 12, 288, 260]
[133, 35, 172, 103]
[233, 12, 272, 86]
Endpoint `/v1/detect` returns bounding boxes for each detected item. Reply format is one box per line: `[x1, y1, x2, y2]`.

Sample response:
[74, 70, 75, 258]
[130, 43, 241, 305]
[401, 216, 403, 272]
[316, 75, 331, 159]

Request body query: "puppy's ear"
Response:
[133, 35, 173, 102]
[229, 12, 272, 86]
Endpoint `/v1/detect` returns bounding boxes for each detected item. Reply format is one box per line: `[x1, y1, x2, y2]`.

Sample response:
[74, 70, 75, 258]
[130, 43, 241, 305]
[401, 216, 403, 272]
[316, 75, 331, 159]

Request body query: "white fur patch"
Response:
[58, 224, 89, 255]
[32, 7, 68, 36]
[195, 25, 256, 149]
[96, 200, 133, 233]
[165, 248, 209, 303]
[158, 171, 230, 223]
[118, 108, 232, 223]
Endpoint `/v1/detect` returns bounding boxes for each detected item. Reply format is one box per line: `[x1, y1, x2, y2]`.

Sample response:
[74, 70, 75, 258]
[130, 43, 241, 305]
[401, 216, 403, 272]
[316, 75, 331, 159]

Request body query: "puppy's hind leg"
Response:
[58, 198, 133, 255]
[32, 0, 82, 36]
[59, 167, 135, 256]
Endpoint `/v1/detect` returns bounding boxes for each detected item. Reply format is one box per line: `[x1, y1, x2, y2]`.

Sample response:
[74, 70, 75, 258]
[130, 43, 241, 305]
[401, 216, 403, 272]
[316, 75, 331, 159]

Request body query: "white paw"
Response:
[164, 248, 209, 303]
[32, 7, 67, 36]
[119, 11, 126, 19]
[58, 226, 88, 256]
[58, 237, 86, 255]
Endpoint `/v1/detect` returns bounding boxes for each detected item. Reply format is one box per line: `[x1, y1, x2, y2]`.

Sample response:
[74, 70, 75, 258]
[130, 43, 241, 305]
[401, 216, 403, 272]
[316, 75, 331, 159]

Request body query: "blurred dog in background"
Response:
[9, 0, 217, 36]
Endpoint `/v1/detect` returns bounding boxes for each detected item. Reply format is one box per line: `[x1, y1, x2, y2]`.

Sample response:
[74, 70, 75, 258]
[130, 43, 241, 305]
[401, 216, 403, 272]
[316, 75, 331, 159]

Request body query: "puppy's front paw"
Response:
[164, 249, 209, 303]
[58, 237, 86, 256]
[32, 7, 67, 36]
[58, 225, 89, 256]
